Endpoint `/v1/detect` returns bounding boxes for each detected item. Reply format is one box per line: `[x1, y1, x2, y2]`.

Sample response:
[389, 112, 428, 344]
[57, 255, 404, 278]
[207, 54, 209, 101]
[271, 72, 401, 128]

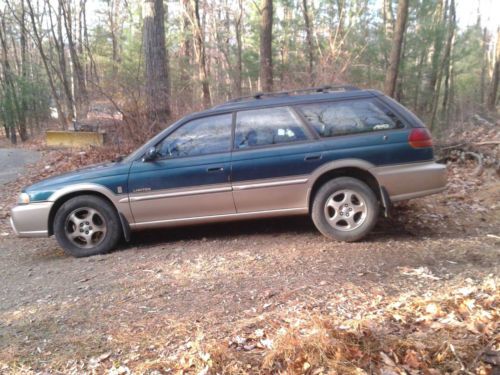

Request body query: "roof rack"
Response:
[225, 85, 360, 104]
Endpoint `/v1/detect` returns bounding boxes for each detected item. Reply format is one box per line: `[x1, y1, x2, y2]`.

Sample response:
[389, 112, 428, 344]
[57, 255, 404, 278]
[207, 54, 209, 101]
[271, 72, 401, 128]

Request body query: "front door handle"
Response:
[304, 154, 322, 161]
[207, 166, 224, 172]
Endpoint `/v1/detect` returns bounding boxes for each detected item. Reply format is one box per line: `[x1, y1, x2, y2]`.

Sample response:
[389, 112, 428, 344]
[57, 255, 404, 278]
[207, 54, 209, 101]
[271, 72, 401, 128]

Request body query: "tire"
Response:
[311, 177, 379, 242]
[54, 195, 122, 257]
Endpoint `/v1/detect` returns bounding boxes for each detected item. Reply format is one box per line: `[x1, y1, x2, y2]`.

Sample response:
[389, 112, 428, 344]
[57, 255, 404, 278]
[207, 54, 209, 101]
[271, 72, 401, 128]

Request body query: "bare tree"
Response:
[47, 1, 75, 121]
[487, 27, 500, 111]
[107, 0, 122, 78]
[189, 0, 211, 107]
[180, 0, 193, 107]
[18, 0, 28, 140]
[302, 0, 315, 85]
[383, 0, 394, 38]
[480, 27, 489, 105]
[383, 0, 394, 67]
[384, 0, 409, 98]
[259, 0, 273, 92]
[0, 14, 18, 143]
[59, 0, 89, 117]
[25, 0, 68, 129]
[143, 0, 170, 127]
[430, 0, 455, 129]
[234, 0, 243, 96]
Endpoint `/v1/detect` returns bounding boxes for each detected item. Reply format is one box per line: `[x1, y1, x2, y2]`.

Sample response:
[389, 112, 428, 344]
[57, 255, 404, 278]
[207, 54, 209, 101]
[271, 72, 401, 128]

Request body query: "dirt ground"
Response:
[0, 153, 498, 373]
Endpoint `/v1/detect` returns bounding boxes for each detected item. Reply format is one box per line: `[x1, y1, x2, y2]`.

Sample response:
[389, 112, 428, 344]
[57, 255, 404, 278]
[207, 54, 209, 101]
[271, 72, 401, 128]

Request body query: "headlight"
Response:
[18, 193, 30, 205]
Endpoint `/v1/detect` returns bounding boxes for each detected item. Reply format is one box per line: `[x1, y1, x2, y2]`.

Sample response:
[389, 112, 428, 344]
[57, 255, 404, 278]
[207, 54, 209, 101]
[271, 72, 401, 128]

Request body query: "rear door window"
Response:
[297, 99, 403, 138]
[234, 107, 311, 149]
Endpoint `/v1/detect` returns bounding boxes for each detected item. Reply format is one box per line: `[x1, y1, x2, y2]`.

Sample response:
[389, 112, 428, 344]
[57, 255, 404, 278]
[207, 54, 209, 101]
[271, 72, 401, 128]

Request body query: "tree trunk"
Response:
[60, 0, 89, 117]
[384, 0, 409, 98]
[425, 0, 446, 113]
[487, 27, 500, 111]
[47, 0, 75, 122]
[81, 0, 97, 84]
[480, 27, 489, 105]
[180, 0, 193, 107]
[383, 0, 394, 67]
[259, 0, 273, 92]
[384, 0, 394, 38]
[442, 19, 456, 121]
[280, 1, 291, 88]
[26, 0, 67, 129]
[430, 0, 455, 130]
[18, 0, 28, 140]
[143, 0, 170, 127]
[302, 0, 315, 85]
[0, 16, 17, 144]
[108, 0, 122, 78]
[189, 0, 211, 107]
[234, 0, 243, 96]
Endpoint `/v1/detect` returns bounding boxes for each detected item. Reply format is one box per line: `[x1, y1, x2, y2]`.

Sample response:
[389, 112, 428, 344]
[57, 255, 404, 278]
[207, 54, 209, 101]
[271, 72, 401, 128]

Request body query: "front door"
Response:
[128, 113, 236, 225]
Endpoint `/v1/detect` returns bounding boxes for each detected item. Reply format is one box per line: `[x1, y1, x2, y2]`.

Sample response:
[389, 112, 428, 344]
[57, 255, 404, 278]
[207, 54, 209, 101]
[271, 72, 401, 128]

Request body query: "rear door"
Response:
[230, 106, 321, 213]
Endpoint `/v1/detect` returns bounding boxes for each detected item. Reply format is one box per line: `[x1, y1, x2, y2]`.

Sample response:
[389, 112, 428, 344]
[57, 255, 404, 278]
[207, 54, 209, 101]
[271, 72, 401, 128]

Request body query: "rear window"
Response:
[296, 99, 403, 138]
[382, 96, 426, 127]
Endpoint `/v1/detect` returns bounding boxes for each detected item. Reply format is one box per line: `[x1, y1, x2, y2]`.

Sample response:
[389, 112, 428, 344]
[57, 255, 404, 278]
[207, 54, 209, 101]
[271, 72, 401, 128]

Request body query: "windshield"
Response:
[121, 120, 180, 163]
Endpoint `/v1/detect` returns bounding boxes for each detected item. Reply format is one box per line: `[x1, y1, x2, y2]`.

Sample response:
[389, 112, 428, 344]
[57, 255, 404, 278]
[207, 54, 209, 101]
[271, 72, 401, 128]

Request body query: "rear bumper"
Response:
[10, 202, 52, 238]
[372, 161, 447, 202]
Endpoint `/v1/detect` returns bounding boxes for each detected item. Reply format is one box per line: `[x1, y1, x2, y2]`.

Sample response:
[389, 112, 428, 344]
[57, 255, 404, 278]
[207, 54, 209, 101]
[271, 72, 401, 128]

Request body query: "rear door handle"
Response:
[304, 154, 322, 161]
[207, 166, 224, 172]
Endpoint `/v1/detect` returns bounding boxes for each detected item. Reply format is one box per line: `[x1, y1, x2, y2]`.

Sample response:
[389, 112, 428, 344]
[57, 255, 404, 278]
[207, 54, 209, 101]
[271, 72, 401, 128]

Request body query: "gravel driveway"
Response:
[0, 150, 498, 373]
[0, 148, 40, 185]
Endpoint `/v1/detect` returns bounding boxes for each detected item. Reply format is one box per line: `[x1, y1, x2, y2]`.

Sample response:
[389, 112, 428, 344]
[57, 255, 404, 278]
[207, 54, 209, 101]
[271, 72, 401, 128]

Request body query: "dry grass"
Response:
[184, 277, 498, 374]
[48, 276, 494, 375]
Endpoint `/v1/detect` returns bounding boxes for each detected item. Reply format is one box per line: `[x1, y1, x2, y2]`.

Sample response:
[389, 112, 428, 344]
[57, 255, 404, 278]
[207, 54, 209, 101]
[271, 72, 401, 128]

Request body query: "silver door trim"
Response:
[121, 186, 233, 203]
[130, 207, 308, 228]
[233, 177, 308, 191]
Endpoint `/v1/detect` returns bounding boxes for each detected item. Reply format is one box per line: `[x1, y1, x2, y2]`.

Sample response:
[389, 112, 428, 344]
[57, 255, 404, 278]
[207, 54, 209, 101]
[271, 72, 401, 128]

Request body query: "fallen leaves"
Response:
[154, 276, 499, 374]
[399, 266, 442, 281]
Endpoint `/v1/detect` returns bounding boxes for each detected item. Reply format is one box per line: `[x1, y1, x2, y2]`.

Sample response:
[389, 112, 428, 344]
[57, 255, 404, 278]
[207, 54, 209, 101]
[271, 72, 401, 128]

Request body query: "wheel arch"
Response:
[307, 161, 382, 213]
[47, 186, 130, 240]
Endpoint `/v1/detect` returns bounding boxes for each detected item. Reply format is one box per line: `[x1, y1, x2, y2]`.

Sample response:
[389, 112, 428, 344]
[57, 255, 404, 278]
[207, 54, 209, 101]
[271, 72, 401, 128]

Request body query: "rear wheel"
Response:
[54, 195, 121, 257]
[311, 177, 379, 242]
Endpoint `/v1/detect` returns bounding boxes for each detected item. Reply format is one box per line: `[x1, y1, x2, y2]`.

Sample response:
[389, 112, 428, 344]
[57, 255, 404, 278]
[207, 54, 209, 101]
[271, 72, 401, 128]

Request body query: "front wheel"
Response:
[311, 177, 379, 242]
[54, 195, 122, 257]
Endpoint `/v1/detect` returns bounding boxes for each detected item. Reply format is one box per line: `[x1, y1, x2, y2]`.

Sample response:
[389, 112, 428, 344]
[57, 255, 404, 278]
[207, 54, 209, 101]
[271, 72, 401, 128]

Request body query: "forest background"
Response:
[0, 0, 498, 146]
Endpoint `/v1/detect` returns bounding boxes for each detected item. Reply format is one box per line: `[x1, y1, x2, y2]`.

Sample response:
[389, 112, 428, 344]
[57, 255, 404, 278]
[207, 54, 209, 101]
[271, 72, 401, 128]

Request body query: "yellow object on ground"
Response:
[46, 131, 104, 147]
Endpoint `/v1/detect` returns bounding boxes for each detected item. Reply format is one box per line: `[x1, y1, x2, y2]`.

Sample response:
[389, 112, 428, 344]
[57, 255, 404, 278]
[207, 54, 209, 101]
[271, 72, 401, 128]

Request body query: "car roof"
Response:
[202, 88, 383, 116]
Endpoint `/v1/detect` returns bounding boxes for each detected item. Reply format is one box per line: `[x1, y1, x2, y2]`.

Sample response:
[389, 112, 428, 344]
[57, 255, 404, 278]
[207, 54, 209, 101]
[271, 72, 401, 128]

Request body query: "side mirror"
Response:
[142, 146, 158, 162]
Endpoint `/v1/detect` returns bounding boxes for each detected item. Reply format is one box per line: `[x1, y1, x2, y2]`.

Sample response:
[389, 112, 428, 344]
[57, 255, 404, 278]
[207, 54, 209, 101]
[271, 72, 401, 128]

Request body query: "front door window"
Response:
[157, 114, 233, 158]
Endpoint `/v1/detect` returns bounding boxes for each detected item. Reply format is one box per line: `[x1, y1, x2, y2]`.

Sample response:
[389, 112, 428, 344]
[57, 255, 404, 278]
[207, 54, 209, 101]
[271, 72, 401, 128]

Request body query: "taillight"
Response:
[408, 128, 433, 148]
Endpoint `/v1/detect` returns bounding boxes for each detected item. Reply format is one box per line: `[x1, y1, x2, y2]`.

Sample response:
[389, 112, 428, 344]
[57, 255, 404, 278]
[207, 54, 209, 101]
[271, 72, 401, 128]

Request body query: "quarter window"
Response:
[157, 114, 232, 158]
[234, 107, 310, 149]
[297, 99, 403, 138]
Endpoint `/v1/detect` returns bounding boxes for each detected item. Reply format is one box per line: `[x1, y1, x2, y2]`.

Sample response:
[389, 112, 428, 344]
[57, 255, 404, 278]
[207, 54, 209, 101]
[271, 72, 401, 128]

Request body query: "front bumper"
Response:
[373, 161, 447, 202]
[10, 202, 53, 238]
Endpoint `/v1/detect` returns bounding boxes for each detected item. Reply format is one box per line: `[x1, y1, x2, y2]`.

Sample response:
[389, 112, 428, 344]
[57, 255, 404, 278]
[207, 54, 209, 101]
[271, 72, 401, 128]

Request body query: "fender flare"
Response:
[305, 158, 390, 212]
[48, 183, 133, 240]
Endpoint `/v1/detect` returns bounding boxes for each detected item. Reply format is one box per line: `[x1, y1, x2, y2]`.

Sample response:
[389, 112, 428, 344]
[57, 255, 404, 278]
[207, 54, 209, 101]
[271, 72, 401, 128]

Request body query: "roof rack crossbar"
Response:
[226, 84, 360, 104]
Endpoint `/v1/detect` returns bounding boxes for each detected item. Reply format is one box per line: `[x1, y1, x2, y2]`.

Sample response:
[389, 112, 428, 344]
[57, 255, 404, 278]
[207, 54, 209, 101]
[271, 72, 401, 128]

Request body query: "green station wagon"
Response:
[11, 86, 447, 257]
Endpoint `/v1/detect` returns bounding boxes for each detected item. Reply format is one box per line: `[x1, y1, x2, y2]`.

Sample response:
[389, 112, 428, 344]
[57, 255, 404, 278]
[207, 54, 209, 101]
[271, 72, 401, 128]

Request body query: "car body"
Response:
[11, 86, 447, 257]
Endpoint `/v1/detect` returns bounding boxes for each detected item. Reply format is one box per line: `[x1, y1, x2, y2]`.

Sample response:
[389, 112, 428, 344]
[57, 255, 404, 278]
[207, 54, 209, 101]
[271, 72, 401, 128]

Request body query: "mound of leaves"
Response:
[161, 277, 498, 374]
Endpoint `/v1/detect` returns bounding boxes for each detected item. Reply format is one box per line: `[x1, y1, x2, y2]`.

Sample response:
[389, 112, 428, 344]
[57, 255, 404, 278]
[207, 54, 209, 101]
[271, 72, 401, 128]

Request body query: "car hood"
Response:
[24, 161, 131, 199]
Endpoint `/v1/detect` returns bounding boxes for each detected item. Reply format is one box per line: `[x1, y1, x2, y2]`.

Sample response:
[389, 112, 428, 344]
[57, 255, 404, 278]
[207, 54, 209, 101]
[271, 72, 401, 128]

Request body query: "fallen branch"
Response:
[464, 151, 484, 176]
[473, 141, 500, 146]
